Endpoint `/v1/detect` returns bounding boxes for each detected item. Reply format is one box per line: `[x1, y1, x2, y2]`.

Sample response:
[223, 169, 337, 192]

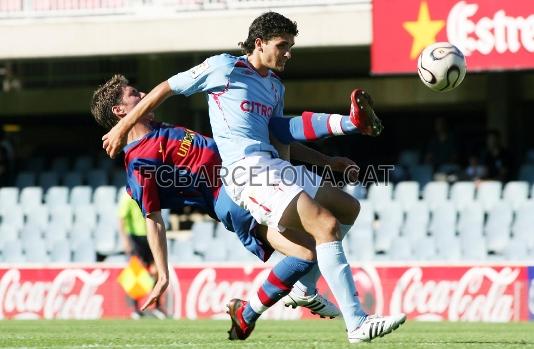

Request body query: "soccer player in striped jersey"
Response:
[100, 13, 405, 343]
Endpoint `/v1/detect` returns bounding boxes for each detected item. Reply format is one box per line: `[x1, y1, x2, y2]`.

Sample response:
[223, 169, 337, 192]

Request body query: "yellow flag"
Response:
[117, 256, 155, 300]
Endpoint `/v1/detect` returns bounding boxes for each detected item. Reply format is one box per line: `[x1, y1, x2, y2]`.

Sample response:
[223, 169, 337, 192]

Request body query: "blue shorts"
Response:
[214, 187, 274, 262]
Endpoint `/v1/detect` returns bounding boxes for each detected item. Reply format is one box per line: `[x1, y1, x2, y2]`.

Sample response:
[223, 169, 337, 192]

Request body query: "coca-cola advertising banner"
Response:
[528, 267, 534, 320]
[0, 265, 529, 321]
[372, 0, 534, 74]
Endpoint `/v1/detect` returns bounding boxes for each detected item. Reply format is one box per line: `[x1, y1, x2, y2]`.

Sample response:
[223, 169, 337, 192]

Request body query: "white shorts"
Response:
[224, 153, 322, 231]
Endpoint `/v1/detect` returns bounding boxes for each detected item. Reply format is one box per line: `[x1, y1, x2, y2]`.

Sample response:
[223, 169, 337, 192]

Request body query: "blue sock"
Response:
[242, 256, 314, 324]
[293, 224, 353, 296]
[316, 241, 367, 331]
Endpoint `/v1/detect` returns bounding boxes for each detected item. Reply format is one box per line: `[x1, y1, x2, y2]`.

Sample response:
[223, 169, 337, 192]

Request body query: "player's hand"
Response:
[329, 156, 359, 183]
[102, 121, 128, 159]
[141, 277, 169, 311]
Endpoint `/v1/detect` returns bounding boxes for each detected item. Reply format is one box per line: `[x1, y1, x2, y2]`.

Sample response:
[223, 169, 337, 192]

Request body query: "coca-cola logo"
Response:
[390, 267, 520, 321]
[354, 267, 384, 315]
[183, 267, 299, 320]
[447, 1, 534, 56]
[529, 279, 534, 318]
[0, 268, 109, 319]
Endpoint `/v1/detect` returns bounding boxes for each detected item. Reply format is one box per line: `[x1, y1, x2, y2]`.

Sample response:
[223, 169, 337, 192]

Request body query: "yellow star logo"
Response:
[403, 1, 445, 59]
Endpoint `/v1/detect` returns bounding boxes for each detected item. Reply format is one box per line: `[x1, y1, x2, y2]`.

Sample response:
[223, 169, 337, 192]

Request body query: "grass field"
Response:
[1, 319, 533, 349]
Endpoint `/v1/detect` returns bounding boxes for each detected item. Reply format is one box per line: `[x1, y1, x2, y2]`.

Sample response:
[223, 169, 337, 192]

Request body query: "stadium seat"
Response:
[409, 164, 433, 187]
[503, 238, 530, 260]
[97, 205, 118, 227]
[376, 201, 403, 228]
[367, 183, 393, 211]
[401, 201, 429, 243]
[502, 181, 529, 210]
[422, 181, 449, 210]
[63, 172, 83, 188]
[450, 181, 475, 210]
[518, 164, 534, 184]
[352, 200, 374, 231]
[204, 238, 228, 262]
[2, 239, 25, 263]
[343, 183, 367, 200]
[73, 156, 93, 172]
[69, 224, 93, 248]
[38, 171, 60, 192]
[69, 186, 92, 207]
[46, 186, 69, 208]
[15, 171, 36, 188]
[511, 201, 534, 250]
[93, 186, 117, 207]
[413, 237, 436, 260]
[0, 225, 19, 250]
[0, 187, 19, 211]
[50, 240, 72, 263]
[44, 224, 69, 250]
[87, 169, 109, 188]
[20, 224, 43, 245]
[26, 205, 49, 231]
[1, 205, 25, 231]
[428, 201, 457, 237]
[23, 237, 50, 263]
[460, 234, 487, 260]
[171, 237, 201, 262]
[484, 202, 513, 254]
[349, 233, 374, 261]
[191, 221, 215, 255]
[374, 222, 400, 253]
[48, 205, 73, 230]
[72, 238, 96, 263]
[393, 181, 420, 211]
[388, 237, 412, 261]
[73, 204, 97, 231]
[435, 235, 462, 260]
[476, 181, 502, 211]
[116, 186, 126, 203]
[50, 157, 70, 174]
[96, 154, 116, 172]
[457, 202, 484, 237]
[93, 225, 118, 255]
[19, 186, 43, 213]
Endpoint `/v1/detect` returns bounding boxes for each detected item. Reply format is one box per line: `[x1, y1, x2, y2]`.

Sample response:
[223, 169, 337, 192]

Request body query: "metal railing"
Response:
[0, 0, 368, 19]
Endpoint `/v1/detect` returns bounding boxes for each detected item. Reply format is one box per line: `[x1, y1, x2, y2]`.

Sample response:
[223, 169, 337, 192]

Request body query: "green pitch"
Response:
[1, 319, 533, 349]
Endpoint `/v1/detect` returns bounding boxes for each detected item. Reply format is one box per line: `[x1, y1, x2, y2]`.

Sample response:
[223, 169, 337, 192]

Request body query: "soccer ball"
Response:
[417, 42, 467, 92]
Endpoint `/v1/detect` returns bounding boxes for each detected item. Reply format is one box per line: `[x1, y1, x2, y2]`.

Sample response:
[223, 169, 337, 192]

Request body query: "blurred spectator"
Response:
[118, 192, 166, 319]
[463, 154, 487, 181]
[0, 127, 15, 185]
[481, 130, 513, 182]
[424, 117, 459, 171]
[1, 62, 21, 93]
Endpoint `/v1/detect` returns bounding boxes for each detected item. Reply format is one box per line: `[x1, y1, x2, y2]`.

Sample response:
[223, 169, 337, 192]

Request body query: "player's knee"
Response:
[315, 213, 339, 243]
[295, 247, 316, 261]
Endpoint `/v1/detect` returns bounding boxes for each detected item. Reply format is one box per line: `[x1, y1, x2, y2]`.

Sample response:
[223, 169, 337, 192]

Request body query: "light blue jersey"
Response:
[168, 54, 285, 166]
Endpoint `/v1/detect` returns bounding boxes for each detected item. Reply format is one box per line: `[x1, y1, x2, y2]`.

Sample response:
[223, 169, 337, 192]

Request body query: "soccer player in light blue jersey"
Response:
[102, 12, 405, 344]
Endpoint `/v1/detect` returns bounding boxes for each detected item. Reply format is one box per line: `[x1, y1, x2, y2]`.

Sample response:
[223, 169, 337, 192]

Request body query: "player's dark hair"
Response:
[239, 11, 298, 54]
[90, 74, 128, 130]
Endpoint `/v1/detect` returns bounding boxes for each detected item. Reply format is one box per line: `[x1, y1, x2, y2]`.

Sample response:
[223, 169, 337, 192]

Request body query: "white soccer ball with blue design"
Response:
[417, 42, 467, 92]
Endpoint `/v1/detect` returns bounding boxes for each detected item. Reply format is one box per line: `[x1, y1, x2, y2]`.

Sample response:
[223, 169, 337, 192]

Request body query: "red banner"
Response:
[0, 264, 529, 321]
[372, 0, 534, 74]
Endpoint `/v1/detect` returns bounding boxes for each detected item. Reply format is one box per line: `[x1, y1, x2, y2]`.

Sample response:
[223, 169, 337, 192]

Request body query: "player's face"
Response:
[260, 34, 294, 72]
[121, 86, 155, 121]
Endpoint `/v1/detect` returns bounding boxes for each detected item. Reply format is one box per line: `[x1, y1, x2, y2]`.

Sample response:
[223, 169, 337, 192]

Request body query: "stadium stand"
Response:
[2, 153, 534, 264]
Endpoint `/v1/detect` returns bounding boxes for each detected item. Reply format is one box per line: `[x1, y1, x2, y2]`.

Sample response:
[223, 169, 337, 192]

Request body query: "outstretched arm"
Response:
[141, 211, 169, 311]
[103, 81, 173, 158]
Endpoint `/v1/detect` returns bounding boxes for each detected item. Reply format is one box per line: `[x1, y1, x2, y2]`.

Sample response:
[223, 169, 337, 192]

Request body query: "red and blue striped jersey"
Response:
[123, 122, 221, 217]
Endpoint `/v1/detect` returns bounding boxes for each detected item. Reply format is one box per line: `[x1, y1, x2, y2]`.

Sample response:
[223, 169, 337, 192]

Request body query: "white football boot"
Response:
[282, 291, 340, 318]
[348, 313, 407, 343]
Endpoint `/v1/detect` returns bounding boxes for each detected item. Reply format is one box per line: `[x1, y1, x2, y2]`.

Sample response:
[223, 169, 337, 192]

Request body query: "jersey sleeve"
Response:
[167, 54, 234, 97]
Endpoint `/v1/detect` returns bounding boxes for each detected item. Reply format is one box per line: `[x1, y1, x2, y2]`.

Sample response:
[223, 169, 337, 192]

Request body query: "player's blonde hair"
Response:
[90, 74, 129, 130]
